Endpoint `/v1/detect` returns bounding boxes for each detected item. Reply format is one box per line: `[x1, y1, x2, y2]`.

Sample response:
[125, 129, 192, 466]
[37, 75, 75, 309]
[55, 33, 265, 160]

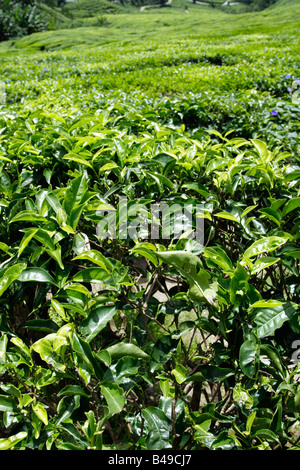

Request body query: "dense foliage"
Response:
[227, 0, 277, 11]
[0, 0, 299, 451]
[0, 0, 49, 42]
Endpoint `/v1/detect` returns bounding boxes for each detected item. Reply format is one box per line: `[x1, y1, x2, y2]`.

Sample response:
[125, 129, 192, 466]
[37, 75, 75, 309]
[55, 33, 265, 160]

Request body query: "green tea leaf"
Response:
[9, 211, 48, 224]
[156, 251, 217, 306]
[251, 139, 269, 161]
[250, 299, 283, 308]
[172, 364, 187, 384]
[79, 305, 117, 342]
[18, 228, 39, 255]
[251, 257, 280, 274]
[51, 298, 68, 322]
[0, 334, 8, 364]
[63, 153, 93, 169]
[72, 250, 113, 271]
[101, 382, 125, 415]
[239, 339, 260, 378]
[253, 429, 280, 444]
[242, 236, 287, 262]
[106, 342, 150, 361]
[0, 432, 27, 450]
[230, 262, 249, 304]
[57, 385, 90, 398]
[141, 406, 171, 450]
[0, 395, 18, 412]
[32, 402, 48, 425]
[214, 211, 239, 223]
[0, 263, 27, 297]
[282, 197, 300, 217]
[204, 246, 233, 275]
[17, 268, 58, 286]
[72, 332, 104, 380]
[253, 302, 298, 338]
[185, 366, 234, 382]
[71, 268, 112, 285]
[260, 343, 284, 375]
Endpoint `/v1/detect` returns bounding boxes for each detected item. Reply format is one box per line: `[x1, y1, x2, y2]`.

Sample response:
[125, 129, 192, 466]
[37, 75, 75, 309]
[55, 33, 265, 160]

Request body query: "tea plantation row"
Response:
[0, 0, 299, 450]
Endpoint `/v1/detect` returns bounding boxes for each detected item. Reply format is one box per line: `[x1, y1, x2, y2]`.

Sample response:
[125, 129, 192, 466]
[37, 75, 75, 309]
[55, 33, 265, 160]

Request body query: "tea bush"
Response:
[0, 0, 299, 451]
[0, 0, 49, 42]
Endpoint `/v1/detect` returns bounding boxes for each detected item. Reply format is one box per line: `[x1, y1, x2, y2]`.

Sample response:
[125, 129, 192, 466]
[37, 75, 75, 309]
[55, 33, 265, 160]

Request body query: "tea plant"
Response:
[0, 0, 299, 451]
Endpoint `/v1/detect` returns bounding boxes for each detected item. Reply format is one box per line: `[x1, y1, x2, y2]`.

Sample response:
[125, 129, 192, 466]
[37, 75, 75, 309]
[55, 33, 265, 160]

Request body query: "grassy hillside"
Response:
[62, 0, 128, 17]
[0, 0, 299, 52]
[0, 0, 298, 141]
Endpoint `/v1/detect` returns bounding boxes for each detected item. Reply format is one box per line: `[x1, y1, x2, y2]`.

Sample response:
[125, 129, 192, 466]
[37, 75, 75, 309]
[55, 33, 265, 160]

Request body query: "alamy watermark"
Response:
[0, 81, 6, 105]
[291, 340, 300, 365]
[96, 197, 205, 243]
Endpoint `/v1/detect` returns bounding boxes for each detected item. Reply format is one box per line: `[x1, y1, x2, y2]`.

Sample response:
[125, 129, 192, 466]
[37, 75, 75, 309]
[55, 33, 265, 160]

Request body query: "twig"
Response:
[137, 272, 160, 344]
[104, 420, 117, 444]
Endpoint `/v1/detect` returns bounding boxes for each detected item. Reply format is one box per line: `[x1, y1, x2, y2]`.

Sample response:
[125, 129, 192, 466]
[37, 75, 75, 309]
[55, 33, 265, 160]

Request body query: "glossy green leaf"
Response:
[51, 298, 68, 322]
[250, 299, 283, 308]
[0, 334, 8, 364]
[253, 429, 280, 444]
[55, 395, 81, 426]
[141, 406, 171, 450]
[10, 336, 32, 360]
[251, 139, 269, 161]
[283, 250, 300, 261]
[0, 395, 18, 412]
[253, 302, 298, 338]
[0, 263, 27, 297]
[101, 382, 125, 415]
[23, 319, 59, 333]
[233, 384, 254, 409]
[242, 236, 288, 262]
[57, 385, 90, 398]
[258, 208, 281, 227]
[31, 333, 66, 372]
[260, 343, 284, 375]
[106, 342, 150, 361]
[46, 246, 64, 270]
[241, 205, 258, 219]
[185, 366, 234, 382]
[72, 250, 113, 271]
[230, 262, 249, 304]
[214, 211, 239, 223]
[172, 364, 187, 384]
[282, 197, 300, 217]
[63, 153, 93, 169]
[251, 256, 280, 274]
[0, 432, 27, 450]
[64, 174, 88, 213]
[9, 211, 48, 224]
[156, 251, 217, 306]
[131, 246, 158, 267]
[148, 171, 174, 192]
[71, 267, 112, 285]
[32, 402, 48, 425]
[18, 228, 39, 255]
[79, 305, 117, 342]
[17, 268, 58, 286]
[246, 411, 256, 435]
[203, 246, 233, 275]
[239, 340, 260, 378]
[72, 331, 104, 380]
[194, 419, 214, 445]
[33, 229, 56, 251]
